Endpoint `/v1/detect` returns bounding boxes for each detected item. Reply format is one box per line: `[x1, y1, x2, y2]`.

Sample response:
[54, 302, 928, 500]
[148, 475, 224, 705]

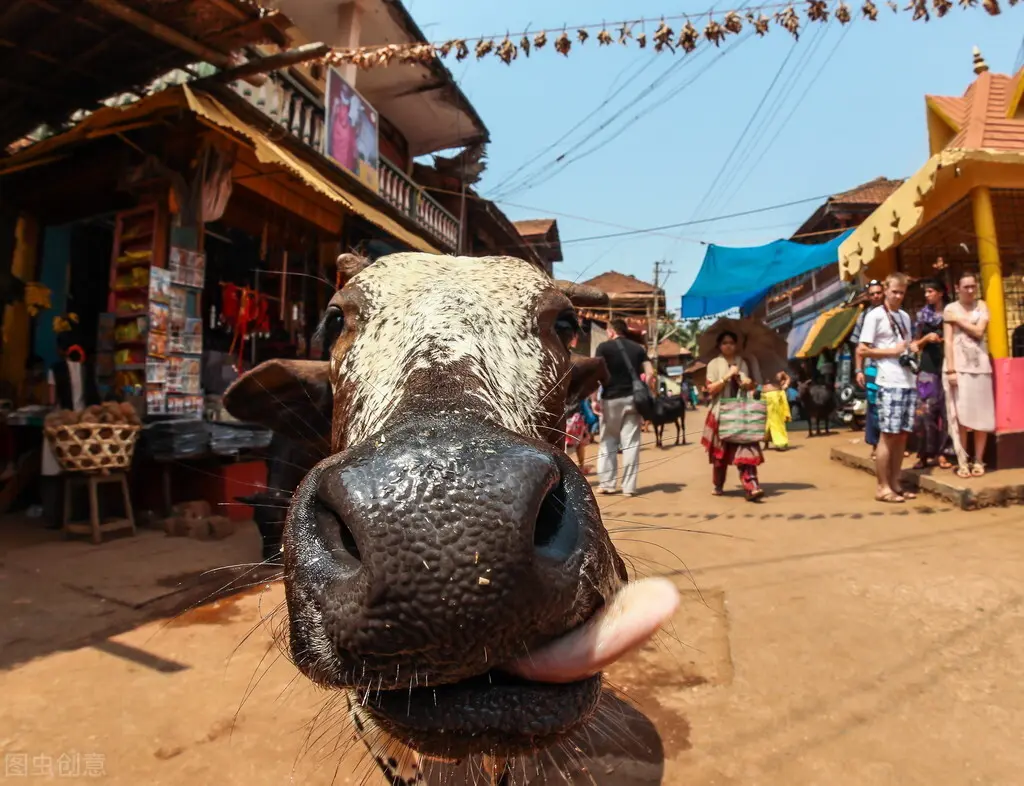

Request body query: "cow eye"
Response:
[554, 310, 580, 346]
[316, 305, 345, 350]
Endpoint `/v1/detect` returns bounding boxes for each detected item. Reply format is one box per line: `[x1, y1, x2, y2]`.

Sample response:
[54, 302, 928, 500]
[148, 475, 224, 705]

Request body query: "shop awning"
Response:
[786, 316, 818, 359]
[181, 87, 441, 255]
[796, 305, 862, 358]
[838, 148, 1024, 280]
[680, 229, 853, 319]
[794, 309, 835, 358]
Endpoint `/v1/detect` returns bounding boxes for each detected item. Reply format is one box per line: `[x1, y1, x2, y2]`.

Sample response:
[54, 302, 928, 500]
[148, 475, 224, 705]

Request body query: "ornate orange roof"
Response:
[925, 47, 1024, 153]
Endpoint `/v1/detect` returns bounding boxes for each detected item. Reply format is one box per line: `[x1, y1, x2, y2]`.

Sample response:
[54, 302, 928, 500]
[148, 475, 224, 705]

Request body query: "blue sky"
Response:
[406, 1, 1022, 315]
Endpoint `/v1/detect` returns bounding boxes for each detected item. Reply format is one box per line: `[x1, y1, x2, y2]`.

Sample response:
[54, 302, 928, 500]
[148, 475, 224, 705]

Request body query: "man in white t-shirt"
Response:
[857, 272, 919, 504]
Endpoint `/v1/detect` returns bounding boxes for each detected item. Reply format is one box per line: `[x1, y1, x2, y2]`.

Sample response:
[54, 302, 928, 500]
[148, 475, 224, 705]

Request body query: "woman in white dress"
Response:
[943, 271, 996, 478]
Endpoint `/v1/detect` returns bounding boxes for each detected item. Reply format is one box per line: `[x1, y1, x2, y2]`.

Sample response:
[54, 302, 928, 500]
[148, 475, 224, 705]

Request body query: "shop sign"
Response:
[324, 67, 380, 191]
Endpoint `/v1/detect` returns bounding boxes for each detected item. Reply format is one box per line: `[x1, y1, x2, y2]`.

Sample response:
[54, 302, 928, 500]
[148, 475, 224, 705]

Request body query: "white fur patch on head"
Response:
[333, 254, 560, 447]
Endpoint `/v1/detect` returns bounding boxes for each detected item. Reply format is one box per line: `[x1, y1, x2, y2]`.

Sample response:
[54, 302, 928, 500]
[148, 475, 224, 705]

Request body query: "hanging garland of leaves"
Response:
[322, 0, 1015, 70]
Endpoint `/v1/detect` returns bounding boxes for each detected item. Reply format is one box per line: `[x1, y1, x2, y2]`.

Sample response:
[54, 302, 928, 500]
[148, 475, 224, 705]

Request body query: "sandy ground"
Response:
[2, 420, 1024, 785]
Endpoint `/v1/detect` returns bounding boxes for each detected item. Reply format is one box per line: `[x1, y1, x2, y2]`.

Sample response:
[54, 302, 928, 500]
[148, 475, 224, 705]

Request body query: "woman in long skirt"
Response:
[912, 279, 953, 469]
[943, 271, 996, 478]
[701, 331, 765, 501]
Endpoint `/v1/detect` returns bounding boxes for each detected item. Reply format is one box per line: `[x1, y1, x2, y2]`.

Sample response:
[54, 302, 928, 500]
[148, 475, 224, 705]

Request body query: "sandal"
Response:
[971, 462, 986, 477]
[955, 464, 972, 479]
[746, 487, 765, 502]
[711, 487, 724, 497]
[938, 457, 953, 470]
[896, 490, 917, 500]
[876, 492, 905, 504]
[911, 460, 928, 470]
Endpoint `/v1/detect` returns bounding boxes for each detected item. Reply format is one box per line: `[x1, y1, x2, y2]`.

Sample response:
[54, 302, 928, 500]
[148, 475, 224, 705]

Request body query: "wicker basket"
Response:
[44, 422, 141, 474]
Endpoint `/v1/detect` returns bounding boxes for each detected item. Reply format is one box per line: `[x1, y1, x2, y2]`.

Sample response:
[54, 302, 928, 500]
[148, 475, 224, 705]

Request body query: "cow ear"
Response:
[566, 354, 609, 407]
[223, 359, 332, 444]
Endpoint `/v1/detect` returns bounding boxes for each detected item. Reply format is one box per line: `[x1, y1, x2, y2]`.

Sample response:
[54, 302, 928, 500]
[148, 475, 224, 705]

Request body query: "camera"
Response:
[898, 351, 920, 374]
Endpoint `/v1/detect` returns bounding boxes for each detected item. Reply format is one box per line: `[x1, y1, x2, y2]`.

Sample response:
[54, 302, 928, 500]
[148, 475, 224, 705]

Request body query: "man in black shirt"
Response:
[593, 319, 655, 496]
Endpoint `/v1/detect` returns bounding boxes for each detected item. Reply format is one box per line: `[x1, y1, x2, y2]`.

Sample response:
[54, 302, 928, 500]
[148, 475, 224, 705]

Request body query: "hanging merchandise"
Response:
[321, 1, 1013, 70]
[220, 283, 270, 369]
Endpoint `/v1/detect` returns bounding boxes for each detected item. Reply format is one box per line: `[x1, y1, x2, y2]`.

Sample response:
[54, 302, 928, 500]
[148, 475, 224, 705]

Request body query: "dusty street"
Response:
[3, 424, 1023, 785]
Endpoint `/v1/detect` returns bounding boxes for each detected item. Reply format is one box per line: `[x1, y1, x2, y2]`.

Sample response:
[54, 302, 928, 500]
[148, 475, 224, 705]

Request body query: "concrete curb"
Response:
[830, 446, 1024, 511]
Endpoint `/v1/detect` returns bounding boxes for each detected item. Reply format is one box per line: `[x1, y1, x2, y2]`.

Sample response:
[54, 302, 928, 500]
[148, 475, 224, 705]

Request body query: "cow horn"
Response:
[335, 252, 372, 288]
[554, 280, 609, 307]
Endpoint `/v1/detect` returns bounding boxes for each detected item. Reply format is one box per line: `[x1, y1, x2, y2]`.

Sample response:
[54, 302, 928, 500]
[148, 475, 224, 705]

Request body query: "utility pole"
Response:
[651, 259, 663, 386]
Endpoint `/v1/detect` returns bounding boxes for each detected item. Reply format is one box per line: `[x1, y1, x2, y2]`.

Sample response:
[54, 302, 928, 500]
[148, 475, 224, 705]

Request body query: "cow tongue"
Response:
[503, 578, 680, 684]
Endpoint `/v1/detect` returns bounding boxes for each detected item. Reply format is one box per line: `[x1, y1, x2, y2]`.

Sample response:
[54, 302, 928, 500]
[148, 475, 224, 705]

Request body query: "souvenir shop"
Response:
[0, 118, 330, 530]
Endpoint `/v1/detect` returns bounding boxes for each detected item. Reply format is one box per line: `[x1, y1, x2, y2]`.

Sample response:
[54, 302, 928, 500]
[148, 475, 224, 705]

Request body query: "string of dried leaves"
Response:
[653, 20, 675, 51]
[775, 5, 801, 37]
[555, 31, 572, 56]
[327, 1, 1000, 70]
[678, 20, 700, 51]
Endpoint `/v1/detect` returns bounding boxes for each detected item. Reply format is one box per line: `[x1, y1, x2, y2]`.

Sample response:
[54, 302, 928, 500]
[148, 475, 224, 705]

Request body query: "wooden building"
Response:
[0, 0, 513, 517]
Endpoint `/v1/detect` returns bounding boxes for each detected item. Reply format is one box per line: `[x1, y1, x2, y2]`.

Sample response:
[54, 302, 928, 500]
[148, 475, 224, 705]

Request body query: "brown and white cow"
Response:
[223, 253, 678, 783]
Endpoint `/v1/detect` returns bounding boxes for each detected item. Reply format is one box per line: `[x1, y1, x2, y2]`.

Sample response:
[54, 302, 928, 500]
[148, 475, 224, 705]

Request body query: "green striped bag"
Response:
[717, 392, 767, 445]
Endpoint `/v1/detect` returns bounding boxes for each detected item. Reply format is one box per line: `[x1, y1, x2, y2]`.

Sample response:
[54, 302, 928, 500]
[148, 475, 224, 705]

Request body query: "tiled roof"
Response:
[581, 270, 658, 295]
[925, 50, 1024, 152]
[513, 218, 556, 237]
[830, 176, 905, 206]
[656, 338, 692, 357]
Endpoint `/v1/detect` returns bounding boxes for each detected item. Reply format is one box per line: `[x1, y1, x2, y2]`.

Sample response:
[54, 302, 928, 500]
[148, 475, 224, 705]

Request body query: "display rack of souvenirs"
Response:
[104, 206, 206, 417]
[165, 247, 206, 418]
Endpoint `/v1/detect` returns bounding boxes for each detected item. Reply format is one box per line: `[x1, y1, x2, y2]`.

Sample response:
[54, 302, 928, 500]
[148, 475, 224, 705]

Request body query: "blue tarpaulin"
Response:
[680, 229, 854, 318]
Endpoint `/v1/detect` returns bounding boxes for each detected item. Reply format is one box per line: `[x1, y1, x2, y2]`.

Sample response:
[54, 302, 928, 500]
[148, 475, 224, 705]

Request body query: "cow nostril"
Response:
[314, 499, 362, 572]
[533, 480, 580, 563]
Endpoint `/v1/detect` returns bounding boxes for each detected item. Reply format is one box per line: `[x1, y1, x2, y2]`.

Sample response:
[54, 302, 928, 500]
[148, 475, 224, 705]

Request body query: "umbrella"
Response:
[697, 317, 789, 383]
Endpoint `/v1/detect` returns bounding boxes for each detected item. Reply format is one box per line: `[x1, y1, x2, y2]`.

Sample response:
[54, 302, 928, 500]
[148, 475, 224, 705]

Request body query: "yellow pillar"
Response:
[970, 186, 1008, 359]
[1, 214, 40, 394]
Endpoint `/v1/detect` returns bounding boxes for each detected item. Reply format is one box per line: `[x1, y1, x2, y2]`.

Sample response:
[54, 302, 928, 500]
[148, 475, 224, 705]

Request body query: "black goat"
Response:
[797, 379, 836, 437]
[649, 395, 687, 448]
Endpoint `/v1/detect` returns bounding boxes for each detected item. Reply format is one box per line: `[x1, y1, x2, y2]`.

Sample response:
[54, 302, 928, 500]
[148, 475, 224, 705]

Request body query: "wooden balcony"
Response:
[227, 71, 459, 252]
[378, 157, 459, 251]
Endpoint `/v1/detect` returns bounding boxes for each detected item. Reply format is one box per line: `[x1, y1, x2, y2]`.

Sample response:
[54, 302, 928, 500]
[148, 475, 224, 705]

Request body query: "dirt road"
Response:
[3, 427, 1023, 785]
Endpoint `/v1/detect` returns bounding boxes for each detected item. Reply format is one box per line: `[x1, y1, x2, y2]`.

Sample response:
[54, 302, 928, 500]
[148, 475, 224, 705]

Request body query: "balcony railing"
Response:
[228, 71, 460, 252]
[378, 157, 459, 251]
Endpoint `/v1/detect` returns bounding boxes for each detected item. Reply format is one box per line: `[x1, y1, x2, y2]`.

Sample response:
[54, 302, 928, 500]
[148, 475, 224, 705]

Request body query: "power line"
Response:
[500, 33, 753, 200]
[486, 56, 660, 198]
[690, 34, 803, 223]
[706, 19, 834, 217]
[491, 51, 705, 200]
[722, 19, 854, 204]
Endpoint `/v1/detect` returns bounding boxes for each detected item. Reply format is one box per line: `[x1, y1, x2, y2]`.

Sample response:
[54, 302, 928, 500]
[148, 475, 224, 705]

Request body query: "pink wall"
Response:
[994, 358, 1024, 434]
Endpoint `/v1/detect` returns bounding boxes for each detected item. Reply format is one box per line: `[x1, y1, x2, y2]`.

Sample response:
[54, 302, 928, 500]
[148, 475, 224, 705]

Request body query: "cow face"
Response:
[224, 253, 625, 761]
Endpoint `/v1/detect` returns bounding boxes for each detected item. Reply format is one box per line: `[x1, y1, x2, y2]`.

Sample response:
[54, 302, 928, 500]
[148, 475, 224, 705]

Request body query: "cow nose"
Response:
[285, 416, 593, 681]
[312, 434, 579, 575]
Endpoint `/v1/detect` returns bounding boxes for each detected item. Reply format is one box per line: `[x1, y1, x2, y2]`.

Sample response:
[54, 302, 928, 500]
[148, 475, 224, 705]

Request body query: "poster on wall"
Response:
[324, 67, 380, 191]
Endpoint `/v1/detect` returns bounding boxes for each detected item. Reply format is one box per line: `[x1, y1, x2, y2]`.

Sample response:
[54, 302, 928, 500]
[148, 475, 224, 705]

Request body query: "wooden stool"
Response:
[62, 471, 136, 544]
